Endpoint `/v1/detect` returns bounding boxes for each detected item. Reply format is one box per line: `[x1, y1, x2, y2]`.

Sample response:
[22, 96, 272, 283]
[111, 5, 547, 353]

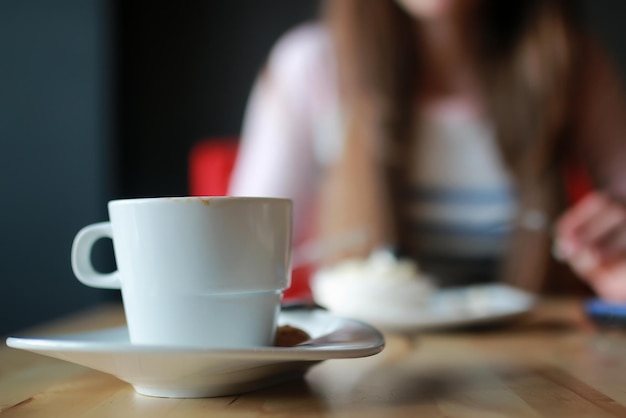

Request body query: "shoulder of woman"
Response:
[265, 21, 334, 81]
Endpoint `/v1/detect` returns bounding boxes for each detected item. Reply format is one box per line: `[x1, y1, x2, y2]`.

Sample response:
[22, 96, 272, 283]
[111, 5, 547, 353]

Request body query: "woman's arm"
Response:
[555, 41, 626, 300]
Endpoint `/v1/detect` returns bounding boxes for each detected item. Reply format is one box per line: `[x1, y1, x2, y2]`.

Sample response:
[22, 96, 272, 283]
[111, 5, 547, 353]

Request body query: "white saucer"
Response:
[6, 309, 384, 398]
[313, 283, 537, 333]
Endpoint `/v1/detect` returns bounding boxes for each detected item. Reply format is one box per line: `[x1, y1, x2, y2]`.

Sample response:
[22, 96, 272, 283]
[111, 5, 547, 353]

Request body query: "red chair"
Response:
[189, 138, 239, 196]
[188, 138, 312, 301]
[564, 157, 593, 205]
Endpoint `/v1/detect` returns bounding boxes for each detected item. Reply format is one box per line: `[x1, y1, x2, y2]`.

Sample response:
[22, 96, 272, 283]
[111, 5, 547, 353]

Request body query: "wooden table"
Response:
[2, 298, 626, 417]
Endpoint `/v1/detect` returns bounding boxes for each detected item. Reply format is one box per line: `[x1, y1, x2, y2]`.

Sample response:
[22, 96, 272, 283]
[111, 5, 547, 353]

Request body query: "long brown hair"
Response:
[317, 0, 584, 260]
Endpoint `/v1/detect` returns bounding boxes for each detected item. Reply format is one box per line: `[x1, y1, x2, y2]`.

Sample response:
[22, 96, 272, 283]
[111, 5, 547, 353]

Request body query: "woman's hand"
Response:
[555, 191, 626, 301]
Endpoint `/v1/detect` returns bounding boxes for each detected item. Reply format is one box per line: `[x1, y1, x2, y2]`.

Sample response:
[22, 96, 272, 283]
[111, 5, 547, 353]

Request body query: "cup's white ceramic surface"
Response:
[71, 196, 292, 348]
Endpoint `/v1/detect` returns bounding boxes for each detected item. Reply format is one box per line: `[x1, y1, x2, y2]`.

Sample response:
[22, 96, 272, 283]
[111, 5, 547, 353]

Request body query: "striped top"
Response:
[405, 108, 516, 286]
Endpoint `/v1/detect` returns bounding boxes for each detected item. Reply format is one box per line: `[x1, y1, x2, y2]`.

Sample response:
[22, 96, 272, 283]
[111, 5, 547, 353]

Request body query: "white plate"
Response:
[313, 283, 537, 333]
[6, 309, 384, 398]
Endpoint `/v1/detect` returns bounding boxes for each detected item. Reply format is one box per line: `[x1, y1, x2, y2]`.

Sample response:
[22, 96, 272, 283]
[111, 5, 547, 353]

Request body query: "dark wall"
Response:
[115, 1, 320, 198]
[0, 0, 115, 336]
[582, 0, 626, 74]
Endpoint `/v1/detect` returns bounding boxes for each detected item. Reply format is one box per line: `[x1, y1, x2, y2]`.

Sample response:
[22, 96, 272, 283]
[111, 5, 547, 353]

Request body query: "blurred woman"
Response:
[230, 0, 626, 299]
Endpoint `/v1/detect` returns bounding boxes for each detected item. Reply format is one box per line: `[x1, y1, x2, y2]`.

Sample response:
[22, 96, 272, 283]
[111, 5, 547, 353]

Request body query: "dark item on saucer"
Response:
[274, 325, 311, 347]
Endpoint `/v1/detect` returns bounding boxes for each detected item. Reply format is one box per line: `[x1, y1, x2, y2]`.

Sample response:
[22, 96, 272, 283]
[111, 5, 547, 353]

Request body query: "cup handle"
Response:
[71, 222, 121, 289]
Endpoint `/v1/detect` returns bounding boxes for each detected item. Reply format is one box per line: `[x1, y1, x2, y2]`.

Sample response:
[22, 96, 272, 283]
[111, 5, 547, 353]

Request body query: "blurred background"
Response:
[1, 0, 625, 336]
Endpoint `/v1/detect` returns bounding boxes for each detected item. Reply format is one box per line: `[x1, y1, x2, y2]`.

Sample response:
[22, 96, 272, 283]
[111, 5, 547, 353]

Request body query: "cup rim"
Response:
[108, 196, 291, 207]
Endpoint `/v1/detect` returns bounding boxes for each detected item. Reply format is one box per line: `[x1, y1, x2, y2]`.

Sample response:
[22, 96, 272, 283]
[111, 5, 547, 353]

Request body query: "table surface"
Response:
[2, 298, 626, 417]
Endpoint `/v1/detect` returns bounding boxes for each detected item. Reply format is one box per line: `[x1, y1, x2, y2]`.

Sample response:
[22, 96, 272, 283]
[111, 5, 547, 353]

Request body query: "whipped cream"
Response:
[311, 249, 434, 318]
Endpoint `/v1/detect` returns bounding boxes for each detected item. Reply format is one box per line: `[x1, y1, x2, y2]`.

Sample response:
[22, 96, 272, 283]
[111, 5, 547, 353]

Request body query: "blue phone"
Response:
[584, 298, 626, 328]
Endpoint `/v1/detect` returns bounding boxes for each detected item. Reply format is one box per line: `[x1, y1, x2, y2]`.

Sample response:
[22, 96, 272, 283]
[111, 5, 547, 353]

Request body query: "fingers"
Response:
[555, 192, 626, 299]
[555, 192, 626, 264]
[556, 192, 609, 253]
[554, 193, 600, 264]
[596, 227, 626, 262]
[578, 263, 626, 303]
[557, 192, 607, 234]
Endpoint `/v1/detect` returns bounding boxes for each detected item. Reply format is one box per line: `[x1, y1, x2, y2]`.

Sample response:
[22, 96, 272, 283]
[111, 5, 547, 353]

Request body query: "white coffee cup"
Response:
[71, 196, 292, 348]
